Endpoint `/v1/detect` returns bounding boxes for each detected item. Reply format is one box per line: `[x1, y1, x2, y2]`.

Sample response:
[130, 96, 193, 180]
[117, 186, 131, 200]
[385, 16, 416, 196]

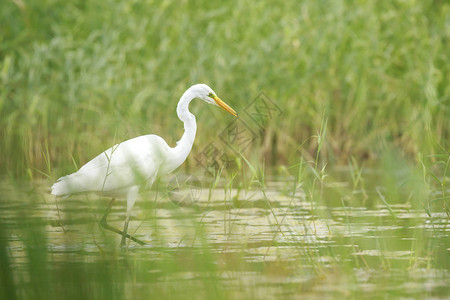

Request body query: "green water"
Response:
[1, 169, 448, 299]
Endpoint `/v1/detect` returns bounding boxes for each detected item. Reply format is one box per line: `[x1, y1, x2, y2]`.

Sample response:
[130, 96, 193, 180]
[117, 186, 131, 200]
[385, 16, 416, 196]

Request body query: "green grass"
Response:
[0, 0, 448, 177]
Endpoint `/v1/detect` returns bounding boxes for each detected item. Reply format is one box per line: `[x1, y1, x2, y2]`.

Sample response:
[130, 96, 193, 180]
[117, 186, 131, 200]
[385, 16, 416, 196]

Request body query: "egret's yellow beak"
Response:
[212, 95, 237, 117]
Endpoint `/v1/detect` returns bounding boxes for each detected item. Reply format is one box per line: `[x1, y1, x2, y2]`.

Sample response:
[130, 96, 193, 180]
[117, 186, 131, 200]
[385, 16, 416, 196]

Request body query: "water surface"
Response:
[1, 173, 448, 299]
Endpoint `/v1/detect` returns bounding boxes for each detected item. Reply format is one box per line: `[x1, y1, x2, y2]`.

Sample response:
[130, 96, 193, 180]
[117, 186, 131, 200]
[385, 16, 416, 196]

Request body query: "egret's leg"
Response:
[121, 186, 139, 247]
[99, 196, 144, 245]
[121, 215, 130, 247]
[100, 198, 116, 226]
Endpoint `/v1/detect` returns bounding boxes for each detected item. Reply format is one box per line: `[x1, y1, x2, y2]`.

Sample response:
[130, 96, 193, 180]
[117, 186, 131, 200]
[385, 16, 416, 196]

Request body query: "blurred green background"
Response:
[1, 1, 449, 299]
[1, 0, 448, 177]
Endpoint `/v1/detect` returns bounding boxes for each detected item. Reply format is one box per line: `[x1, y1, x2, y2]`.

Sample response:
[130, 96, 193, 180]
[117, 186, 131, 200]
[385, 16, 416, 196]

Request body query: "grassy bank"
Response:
[1, 0, 449, 177]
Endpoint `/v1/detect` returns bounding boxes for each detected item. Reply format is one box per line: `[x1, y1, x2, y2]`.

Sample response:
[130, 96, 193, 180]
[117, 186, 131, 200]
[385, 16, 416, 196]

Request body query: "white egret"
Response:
[51, 84, 237, 246]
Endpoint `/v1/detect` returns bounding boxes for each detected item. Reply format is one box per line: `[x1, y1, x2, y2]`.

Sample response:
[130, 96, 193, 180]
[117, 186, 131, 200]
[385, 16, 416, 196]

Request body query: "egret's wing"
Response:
[52, 135, 170, 195]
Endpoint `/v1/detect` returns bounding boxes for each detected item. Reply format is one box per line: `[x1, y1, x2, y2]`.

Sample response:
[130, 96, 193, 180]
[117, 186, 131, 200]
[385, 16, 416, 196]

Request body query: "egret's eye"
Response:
[208, 93, 215, 98]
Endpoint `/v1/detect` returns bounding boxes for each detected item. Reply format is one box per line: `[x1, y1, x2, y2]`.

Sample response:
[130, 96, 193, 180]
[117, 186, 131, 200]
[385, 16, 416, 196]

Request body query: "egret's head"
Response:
[192, 84, 237, 117]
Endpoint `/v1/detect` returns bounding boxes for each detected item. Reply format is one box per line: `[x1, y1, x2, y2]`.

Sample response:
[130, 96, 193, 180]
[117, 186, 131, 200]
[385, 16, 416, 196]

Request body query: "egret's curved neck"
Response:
[175, 89, 197, 155]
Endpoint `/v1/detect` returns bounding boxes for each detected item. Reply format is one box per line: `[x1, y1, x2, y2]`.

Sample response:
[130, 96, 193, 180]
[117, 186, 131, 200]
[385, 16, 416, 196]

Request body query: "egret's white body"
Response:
[51, 84, 237, 245]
